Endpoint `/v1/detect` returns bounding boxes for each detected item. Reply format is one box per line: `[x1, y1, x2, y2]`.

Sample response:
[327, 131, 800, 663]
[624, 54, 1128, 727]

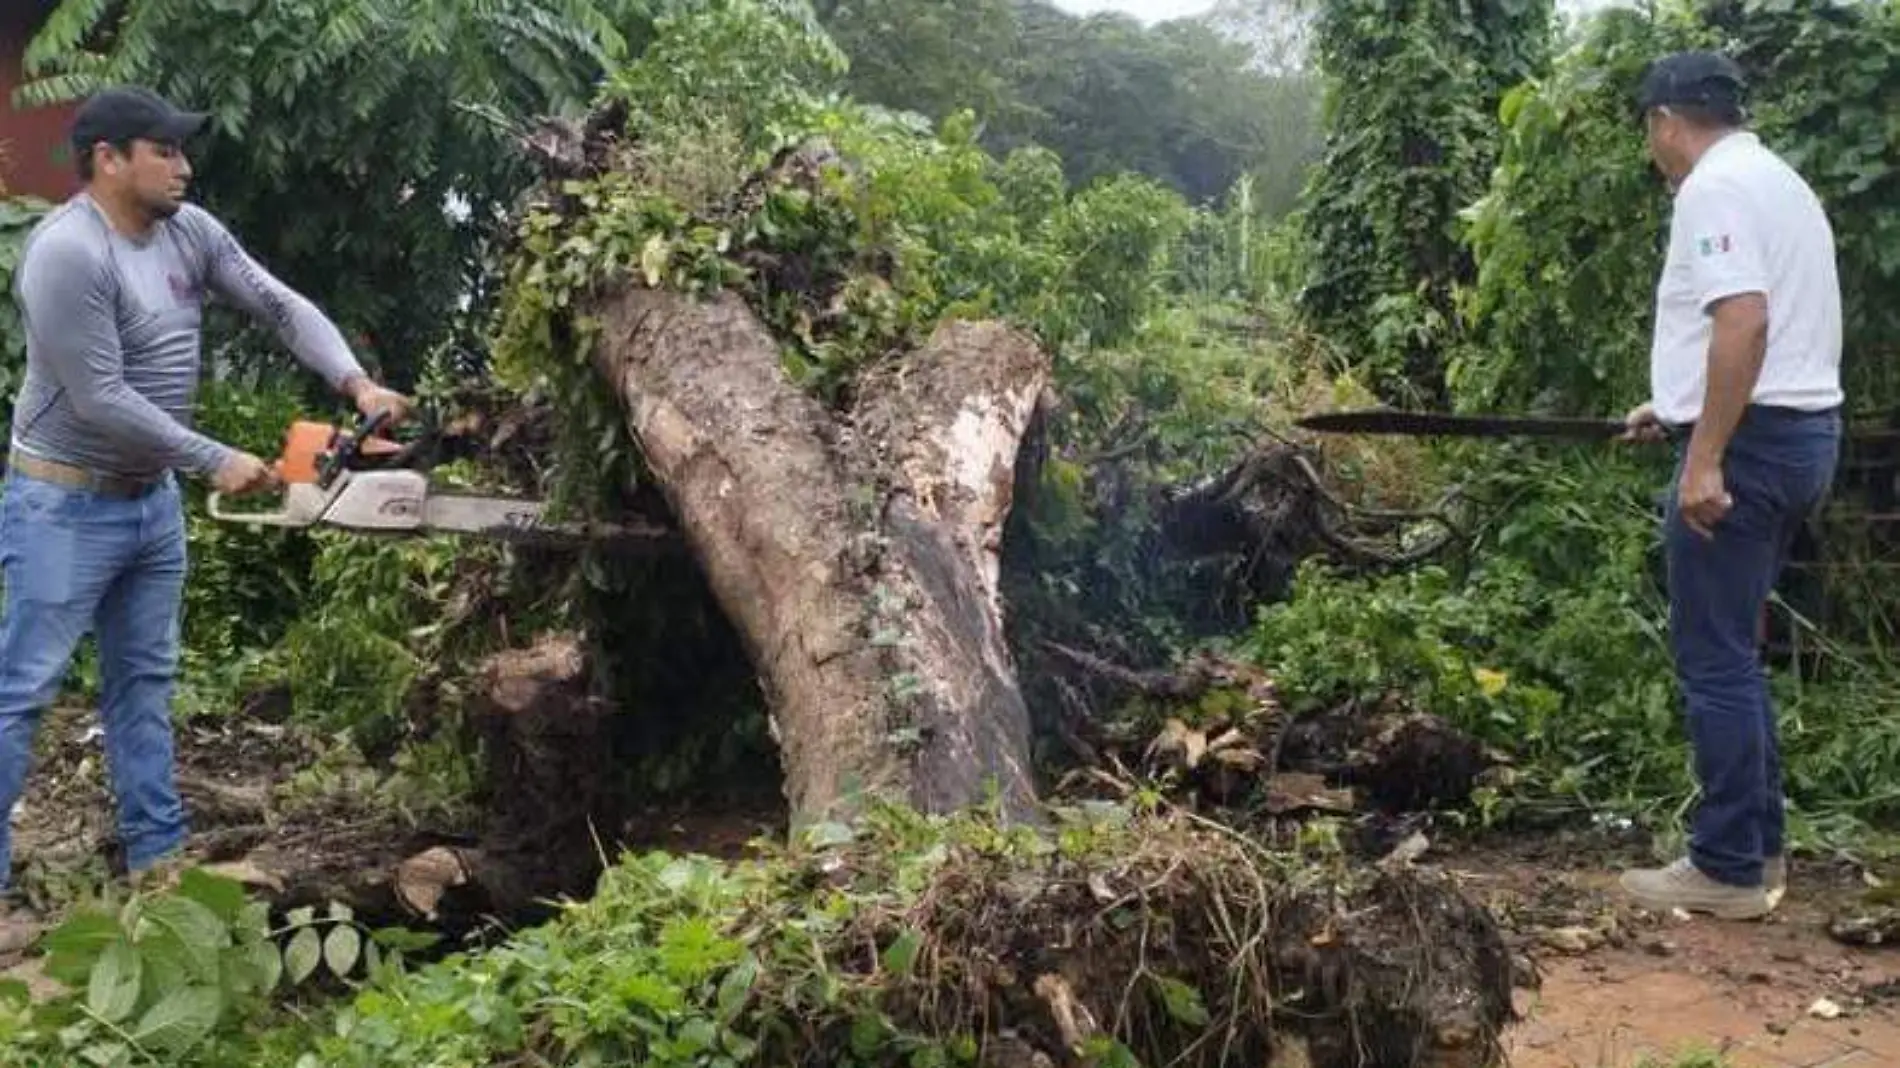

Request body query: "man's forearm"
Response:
[1686, 294, 1768, 466]
[65, 373, 233, 475]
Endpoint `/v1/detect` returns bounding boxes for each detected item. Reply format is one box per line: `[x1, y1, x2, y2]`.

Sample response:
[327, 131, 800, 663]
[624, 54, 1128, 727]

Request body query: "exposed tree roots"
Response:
[755, 809, 1514, 1068]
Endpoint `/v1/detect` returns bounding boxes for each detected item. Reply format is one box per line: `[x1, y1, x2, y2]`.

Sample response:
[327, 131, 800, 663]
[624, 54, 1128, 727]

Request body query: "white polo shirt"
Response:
[1649, 130, 1842, 425]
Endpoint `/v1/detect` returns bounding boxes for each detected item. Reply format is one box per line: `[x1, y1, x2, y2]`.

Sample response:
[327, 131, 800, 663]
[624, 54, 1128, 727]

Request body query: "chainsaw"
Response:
[206, 410, 669, 551]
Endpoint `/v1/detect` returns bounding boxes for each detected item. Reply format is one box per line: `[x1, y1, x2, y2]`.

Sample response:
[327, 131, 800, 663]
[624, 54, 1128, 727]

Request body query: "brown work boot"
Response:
[126, 854, 189, 894]
[1620, 856, 1770, 920]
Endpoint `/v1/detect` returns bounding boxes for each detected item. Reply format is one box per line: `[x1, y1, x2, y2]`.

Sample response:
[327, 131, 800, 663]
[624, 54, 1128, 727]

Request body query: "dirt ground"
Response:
[9, 706, 1900, 1068]
[1450, 831, 1900, 1067]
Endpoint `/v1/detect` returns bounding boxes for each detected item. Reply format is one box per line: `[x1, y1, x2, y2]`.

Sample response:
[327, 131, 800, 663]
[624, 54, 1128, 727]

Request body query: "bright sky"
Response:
[1050, 0, 1218, 23]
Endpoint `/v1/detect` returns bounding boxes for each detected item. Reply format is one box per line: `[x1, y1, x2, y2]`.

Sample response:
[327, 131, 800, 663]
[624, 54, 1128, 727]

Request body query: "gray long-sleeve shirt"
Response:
[10, 194, 365, 479]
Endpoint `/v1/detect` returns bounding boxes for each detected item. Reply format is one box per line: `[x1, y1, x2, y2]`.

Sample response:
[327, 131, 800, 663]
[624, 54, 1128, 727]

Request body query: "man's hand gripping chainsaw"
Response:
[206, 411, 665, 550]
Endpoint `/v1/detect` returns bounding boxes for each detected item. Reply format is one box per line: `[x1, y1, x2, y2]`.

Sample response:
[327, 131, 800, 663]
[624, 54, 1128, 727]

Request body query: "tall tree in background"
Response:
[812, 0, 1025, 129]
[813, 0, 1322, 217]
[999, 4, 1319, 211]
[1295, 0, 1553, 403]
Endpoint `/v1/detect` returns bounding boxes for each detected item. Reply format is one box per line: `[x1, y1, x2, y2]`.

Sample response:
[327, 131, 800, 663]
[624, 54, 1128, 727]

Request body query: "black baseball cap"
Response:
[1637, 50, 1748, 117]
[69, 86, 210, 154]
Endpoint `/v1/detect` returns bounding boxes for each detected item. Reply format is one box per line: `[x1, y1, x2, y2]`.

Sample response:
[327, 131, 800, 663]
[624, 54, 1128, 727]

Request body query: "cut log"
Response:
[591, 288, 1046, 827]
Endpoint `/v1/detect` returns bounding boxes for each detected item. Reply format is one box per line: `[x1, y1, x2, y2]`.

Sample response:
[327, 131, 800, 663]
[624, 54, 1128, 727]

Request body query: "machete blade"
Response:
[1295, 409, 1629, 440]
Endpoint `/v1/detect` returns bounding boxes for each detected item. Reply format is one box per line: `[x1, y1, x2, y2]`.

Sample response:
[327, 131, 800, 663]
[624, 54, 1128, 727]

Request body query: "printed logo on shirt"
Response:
[1696, 234, 1733, 257]
[167, 272, 200, 305]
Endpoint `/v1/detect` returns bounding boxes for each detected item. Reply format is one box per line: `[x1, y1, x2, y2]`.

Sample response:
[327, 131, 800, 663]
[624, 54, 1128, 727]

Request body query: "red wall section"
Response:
[0, 4, 78, 201]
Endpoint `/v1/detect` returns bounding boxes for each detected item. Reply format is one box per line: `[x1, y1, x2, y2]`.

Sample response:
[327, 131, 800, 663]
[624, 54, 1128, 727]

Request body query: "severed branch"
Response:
[1042, 641, 1215, 700]
[1169, 436, 1467, 571]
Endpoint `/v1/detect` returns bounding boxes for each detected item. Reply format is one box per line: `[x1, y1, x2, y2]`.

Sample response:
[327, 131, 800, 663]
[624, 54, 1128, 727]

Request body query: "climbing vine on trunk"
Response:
[1295, 0, 1553, 405]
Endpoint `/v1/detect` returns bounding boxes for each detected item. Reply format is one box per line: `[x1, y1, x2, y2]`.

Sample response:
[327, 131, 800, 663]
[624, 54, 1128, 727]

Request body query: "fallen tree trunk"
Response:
[591, 287, 1047, 828]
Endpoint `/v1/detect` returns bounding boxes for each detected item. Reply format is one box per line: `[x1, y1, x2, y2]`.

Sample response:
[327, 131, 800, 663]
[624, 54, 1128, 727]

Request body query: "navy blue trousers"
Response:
[1666, 404, 1841, 887]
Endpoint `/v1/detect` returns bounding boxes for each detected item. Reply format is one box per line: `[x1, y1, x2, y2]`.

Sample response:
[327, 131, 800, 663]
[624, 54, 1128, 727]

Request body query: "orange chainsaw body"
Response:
[276, 420, 403, 484]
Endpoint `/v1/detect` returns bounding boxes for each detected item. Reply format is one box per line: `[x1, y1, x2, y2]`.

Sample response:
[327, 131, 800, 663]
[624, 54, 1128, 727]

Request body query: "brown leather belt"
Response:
[8, 454, 166, 499]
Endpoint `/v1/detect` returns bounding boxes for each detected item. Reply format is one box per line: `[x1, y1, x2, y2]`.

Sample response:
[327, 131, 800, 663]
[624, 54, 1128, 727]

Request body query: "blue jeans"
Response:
[1665, 404, 1841, 887]
[0, 469, 189, 890]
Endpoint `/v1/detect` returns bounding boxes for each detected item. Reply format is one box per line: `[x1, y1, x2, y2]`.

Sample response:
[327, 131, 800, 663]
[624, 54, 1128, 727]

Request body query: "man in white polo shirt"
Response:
[1619, 51, 1843, 920]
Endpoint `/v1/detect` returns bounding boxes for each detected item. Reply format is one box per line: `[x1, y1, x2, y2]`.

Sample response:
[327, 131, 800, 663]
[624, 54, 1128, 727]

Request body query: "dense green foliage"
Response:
[1296, 0, 1553, 401]
[15, 0, 1318, 395]
[3, 0, 1899, 1062]
[9, 802, 1325, 1068]
[491, 0, 1210, 523]
[0, 197, 50, 412]
[1264, 0, 1900, 844]
[1452, 7, 1703, 414]
[816, 0, 1320, 215]
[18, 0, 647, 386]
[1455, 0, 1900, 415]
[0, 870, 435, 1068]
[1251, 441, 1900, 844]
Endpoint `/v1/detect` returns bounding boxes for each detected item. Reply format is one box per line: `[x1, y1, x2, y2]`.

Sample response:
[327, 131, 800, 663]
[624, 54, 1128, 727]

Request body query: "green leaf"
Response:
[0, 978, 31, 1007]
[640, 233, 670, 287]
[323, 924, 362, 977]
[235, 901, 272, 940]
[42, 911, 122, 986]
[1151, 975, 1209, 1027]
[1080, 1036, 1141, 1068]
[803, 821, 856, 849]
[137, 896, 230, 983]
[881, 928, 924, 977]
[86, 940, 144, 1024]
[285, 906, 316, 929]
[369, 926, 440, 953]
[78, 1042, 129, 1068]
[285, 926, 323, 985]
[131, 985, 224, 1056]
[715, 953, 760, 1023]
[233, 940, 283, 996]
[176, 868, 248, 924]
[722, 1029, 760, 1060]
[849, 1012, 886, 1057]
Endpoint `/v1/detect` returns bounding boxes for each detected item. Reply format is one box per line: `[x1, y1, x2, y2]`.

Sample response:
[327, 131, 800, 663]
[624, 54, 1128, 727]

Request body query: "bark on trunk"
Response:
[591, 288, 1046, 827]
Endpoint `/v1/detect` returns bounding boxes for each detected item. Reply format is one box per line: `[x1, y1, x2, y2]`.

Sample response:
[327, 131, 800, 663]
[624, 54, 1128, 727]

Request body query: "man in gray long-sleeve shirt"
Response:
[0, 87, 408, 945]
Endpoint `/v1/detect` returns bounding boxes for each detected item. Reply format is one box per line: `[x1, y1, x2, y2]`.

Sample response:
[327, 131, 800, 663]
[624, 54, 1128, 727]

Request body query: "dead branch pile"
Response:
[1043, 646, 1511, 855]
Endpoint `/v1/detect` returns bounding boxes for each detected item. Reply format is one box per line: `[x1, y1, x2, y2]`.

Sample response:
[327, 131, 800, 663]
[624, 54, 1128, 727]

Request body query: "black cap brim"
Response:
[150, 110, 210, 143]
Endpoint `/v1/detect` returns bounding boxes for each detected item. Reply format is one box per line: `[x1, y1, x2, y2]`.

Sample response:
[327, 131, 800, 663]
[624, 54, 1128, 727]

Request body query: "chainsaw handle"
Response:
[318, 409, 395, 488]
[206, 490, 305, 527]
